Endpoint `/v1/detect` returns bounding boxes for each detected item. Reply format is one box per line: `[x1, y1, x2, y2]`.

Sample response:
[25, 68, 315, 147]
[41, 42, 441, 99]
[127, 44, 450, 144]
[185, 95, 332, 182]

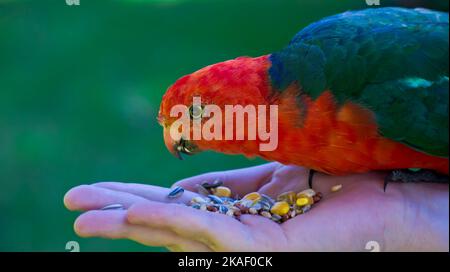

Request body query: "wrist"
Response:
[386, 182, 449, 251]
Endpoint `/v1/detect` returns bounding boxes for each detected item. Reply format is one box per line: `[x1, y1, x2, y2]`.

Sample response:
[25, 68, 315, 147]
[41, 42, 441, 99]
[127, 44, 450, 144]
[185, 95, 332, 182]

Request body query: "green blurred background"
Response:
[0, 0, 447, 252]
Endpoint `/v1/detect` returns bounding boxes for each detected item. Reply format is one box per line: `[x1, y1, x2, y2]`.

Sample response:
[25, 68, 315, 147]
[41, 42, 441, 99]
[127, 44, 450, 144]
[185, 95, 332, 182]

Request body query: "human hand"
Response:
[64, 162, 449, 251]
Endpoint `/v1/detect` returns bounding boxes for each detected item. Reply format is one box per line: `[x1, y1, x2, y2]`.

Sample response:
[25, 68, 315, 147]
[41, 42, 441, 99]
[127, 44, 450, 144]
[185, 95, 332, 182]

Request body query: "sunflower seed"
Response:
[100, 204, 125, 211]
[259, 200, 272, 211]
[251, 203, 262, 210]
[208, 195, 224, 204]
[261, 194, 275, 206]
[168, 186, 184, 199]
[220, 197, 236, 203]
[202, 180, 223, 189]
[271, 214, 282, 221]
[218, 205, 228, 214]
[302, 205, 312, 213]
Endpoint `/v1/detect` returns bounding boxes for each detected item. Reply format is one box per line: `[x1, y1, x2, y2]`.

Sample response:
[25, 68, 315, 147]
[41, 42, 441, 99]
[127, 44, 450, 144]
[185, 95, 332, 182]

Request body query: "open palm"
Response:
[64, 162, 449, 251]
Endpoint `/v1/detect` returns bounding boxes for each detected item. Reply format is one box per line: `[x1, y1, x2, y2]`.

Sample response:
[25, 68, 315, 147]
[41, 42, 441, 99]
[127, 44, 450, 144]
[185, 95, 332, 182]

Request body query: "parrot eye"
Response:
[189, 104, 204, 119]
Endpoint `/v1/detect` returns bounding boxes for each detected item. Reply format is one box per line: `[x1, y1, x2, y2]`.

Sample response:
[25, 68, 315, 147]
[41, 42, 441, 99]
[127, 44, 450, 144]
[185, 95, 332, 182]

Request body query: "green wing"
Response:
[269, 7, 449, 157]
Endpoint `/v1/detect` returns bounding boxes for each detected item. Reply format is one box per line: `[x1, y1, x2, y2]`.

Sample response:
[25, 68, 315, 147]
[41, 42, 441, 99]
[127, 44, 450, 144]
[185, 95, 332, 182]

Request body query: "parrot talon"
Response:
[384, 169, 449, 192]
[308, 169, 316, 189]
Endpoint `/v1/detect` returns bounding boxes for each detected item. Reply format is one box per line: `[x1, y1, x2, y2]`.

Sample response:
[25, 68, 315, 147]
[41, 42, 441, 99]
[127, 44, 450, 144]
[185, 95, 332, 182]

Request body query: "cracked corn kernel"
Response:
[296, 196, 313, 207]
[242, 192, 262, 203]
[213, 186, 232, 198]
[270, 201, 290, 216]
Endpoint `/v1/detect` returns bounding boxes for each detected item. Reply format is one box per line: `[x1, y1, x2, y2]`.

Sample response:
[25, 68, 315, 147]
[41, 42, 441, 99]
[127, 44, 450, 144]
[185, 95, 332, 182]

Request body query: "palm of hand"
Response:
[64, 163, 446, 251]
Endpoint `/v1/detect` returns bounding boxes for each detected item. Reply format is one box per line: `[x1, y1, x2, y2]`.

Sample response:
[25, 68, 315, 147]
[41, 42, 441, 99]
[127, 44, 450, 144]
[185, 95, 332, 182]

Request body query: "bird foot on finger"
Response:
[384, 169, 449, 192]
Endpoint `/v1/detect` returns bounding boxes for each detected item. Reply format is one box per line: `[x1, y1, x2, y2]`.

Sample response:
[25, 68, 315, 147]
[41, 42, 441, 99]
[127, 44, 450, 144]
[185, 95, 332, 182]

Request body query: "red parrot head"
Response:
[158, 55, 273, 159]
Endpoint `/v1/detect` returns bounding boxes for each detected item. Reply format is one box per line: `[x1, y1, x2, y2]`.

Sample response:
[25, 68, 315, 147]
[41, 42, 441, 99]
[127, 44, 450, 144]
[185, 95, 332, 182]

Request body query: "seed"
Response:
[218, 205, 228, 214]
[167, 186, 184, 199]
[202, 180, 223, 189]
[260, 211, 272, 219]
[289, 209, 296, 218]
[213, 186, 232, 198]
[186, 188, 321, 224]
[228, 206, 240, 212]
[261, 194, 275, 206]
[259, 200, 272, 211]
[302, 205, 312, 213]
[277, 191, 297, 205]
[270, 201, 290, 216]
[296, 196, 314, 207]
[331, 184, 343, 192]
[196, 184, 211, 196]
[226, 209, 235, 217]
[220, 197, 235, 204]
[313, 195, 321, 203]
[243, 192, 262, 203]
[271, 214, 282, 221]
[249, 207, 258, 215]
[208, 195, 224, 204]
[239, 206, 249, 214]
[297, 189, 316, 198]
[251, 203, 262, 211]
[191, 196, 207, 204]
[239, 199, 255, 208]
[100, 204, 124, 211]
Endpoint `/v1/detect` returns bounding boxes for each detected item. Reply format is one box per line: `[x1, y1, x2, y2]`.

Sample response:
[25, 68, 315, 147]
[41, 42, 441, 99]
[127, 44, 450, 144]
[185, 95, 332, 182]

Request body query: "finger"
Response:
[173, 162, 280, 196]
[126, 201, 253, 251]
[256, 165, 311, 197]
[64, 185, 150, 211]
[74, 210, 212, 251]
[239, 214, 290, 251]
[92, 182, 199, 204]
[64, 183, 200, 212]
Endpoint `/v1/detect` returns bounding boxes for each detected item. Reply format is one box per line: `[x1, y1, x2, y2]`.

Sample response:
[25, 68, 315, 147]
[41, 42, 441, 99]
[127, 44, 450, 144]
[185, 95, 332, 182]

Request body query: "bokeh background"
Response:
[0, 0, 448, 252]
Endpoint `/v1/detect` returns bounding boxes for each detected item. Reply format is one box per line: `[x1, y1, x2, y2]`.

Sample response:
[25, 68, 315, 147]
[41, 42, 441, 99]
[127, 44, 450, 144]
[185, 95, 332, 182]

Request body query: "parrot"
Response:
[158, 7, 449, 189]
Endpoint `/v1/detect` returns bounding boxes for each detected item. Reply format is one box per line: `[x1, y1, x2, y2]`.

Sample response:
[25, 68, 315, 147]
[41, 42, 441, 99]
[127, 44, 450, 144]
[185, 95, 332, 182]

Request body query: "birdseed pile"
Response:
[167, 180, 323, 223]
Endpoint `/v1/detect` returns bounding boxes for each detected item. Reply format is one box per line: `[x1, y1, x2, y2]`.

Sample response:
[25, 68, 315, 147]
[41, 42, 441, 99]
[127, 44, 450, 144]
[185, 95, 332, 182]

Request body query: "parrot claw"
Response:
[384, 169, 449, 192]
[308, 169, 316, 189]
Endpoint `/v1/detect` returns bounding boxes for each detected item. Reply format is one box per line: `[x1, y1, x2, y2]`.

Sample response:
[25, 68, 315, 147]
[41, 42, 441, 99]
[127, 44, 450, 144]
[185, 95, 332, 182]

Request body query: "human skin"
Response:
[64, 162, 449, 251]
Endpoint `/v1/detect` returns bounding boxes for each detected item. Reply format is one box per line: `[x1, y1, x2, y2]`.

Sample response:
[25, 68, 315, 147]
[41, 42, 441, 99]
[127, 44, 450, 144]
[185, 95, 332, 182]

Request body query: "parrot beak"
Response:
[163, 127, 183, 160]
[163, 126, 200, 160]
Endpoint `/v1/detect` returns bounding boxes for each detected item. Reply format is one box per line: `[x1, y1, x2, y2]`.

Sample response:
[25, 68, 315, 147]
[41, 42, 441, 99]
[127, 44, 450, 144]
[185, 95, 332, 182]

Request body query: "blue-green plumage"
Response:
[269, 7, 449, 158]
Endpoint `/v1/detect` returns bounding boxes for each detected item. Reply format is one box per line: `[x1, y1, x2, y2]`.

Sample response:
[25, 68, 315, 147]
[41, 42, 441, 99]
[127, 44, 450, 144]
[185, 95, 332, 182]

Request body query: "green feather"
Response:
[269, 7, 449, 158]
